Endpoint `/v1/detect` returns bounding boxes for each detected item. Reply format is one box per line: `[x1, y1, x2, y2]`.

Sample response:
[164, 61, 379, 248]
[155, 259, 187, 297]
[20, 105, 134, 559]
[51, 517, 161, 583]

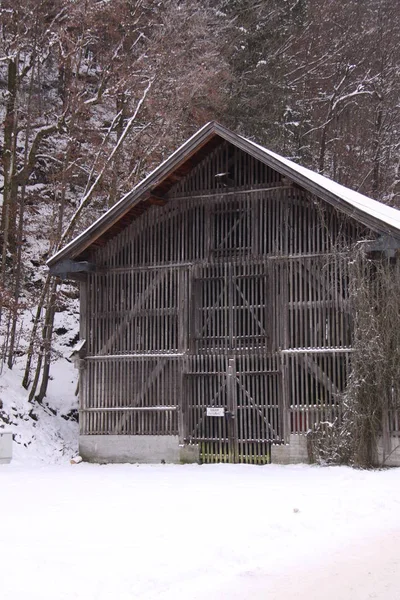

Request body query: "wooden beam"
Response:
[364, 234, 400, 258]
[147, 194, 168, 206]
[49, 259, 95, 279]
[302, 354, 339, 397]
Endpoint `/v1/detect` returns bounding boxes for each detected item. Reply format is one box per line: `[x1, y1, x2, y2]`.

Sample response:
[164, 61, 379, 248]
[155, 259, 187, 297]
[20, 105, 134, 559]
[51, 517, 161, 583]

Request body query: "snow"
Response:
[281, 346, 353, 353]
[1, 462, 400, 599]
[0, 364, 78, 464]
[244, 136, 400, 232]
[48, 122, 400, 270]
[47, 122, 214, 267]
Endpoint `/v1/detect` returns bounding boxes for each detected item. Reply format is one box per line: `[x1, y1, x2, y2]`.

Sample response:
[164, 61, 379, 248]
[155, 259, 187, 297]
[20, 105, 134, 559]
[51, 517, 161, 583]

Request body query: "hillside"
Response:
[0, 315, 78, 463]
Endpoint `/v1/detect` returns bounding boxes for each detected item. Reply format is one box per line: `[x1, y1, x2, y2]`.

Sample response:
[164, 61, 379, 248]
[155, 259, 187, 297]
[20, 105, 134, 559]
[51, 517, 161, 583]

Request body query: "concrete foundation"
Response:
[80, 434, 311, 465]
[179, 444, 200, 464]
[0, 431, 13, 464]
[79, 432, 400, 467]
[377, 437, 400, 467]
[271, 434, 309, 464]
[79, 435, 193, 464]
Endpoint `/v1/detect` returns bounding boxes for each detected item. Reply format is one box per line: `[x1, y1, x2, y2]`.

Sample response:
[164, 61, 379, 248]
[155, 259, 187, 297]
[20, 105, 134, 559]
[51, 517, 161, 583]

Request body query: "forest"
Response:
[0, 0, 399, 400]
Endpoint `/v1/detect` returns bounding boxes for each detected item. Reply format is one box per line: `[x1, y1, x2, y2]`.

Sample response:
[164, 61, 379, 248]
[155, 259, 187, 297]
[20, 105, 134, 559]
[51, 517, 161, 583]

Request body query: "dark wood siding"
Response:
[80, 143, 372, 463]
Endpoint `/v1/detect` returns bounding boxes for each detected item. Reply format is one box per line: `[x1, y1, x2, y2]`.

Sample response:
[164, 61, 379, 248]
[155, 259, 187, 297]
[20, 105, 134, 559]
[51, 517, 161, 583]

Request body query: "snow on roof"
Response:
[48, 122, 400, 268]
[244, 136, 400, 233]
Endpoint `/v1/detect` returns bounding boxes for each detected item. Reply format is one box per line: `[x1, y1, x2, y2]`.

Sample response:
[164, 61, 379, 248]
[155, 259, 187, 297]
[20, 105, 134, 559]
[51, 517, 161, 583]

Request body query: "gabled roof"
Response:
[48, 121, 400, 270]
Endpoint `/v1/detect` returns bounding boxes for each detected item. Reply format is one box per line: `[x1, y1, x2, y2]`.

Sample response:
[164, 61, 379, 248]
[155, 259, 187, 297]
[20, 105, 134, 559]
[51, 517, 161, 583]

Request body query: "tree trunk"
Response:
[1, 57, 19, 278]
[8, 57, 36, 368]
[35, 281, 58, 403]
[22, 274, 51, 389]
[109, 93, 126, 207]
[371, 103, 383, 196]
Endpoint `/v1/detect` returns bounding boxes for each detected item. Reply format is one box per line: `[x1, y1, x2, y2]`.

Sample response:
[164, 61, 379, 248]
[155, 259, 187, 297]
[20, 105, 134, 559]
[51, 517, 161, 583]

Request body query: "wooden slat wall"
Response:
[95, 193, 363, 269]
[87, 267, 187, 356]
[81, 356, 180, 435]
[284, 349, 351, 434]
[192, 262, 269, 353]
[81, 142, 377, 462]
[171, 140, 281, 198]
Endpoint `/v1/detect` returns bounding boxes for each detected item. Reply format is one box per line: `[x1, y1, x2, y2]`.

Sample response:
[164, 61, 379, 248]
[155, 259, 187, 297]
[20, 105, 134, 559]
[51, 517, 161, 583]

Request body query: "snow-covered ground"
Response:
[0, 364, 78, 464]
[1, 462, 400, 599]
[0, 281, 80, 463]
[1, 357, 400, 599]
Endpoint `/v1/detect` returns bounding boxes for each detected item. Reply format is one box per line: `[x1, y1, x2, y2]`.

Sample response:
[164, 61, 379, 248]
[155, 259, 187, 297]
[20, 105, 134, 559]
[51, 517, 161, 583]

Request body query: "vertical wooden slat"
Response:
[82, 143, 372, 463]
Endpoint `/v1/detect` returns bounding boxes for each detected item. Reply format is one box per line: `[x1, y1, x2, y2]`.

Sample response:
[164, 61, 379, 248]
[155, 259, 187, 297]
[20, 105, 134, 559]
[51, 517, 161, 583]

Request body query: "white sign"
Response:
[206, 407, 225, 417]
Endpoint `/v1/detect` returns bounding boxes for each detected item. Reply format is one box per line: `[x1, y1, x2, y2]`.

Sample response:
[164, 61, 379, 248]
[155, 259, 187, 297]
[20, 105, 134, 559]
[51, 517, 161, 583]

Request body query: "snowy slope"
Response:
[0, 257, 80, 463]
[0, 362, 78, 464]
[0, 174, 81, 464]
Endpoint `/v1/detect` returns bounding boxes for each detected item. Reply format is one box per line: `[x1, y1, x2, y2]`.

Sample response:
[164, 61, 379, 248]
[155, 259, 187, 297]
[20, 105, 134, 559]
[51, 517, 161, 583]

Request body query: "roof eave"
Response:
[48, 121, 400, 271]
[47, 121, 220, 268]
[211, 124, 400, 239]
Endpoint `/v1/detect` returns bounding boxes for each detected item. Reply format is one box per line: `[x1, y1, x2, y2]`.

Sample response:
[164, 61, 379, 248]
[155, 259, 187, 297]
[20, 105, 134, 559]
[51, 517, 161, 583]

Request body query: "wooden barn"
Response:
[48, 122, 400, 465]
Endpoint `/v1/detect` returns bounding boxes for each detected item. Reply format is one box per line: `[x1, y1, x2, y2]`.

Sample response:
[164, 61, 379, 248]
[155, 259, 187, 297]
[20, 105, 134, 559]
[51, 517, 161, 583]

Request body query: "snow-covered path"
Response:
[1, 463, 400, 599]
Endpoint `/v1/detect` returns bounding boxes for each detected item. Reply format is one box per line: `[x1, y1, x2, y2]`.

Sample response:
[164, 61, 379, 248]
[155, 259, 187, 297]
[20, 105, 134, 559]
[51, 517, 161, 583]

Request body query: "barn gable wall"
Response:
[79, 145, 375, 464]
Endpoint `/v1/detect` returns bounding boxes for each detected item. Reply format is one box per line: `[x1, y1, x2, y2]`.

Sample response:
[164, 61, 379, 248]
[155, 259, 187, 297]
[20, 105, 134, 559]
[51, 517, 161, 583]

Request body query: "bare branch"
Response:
[14, 113, 67, 186]
[59, 78, 154, 245]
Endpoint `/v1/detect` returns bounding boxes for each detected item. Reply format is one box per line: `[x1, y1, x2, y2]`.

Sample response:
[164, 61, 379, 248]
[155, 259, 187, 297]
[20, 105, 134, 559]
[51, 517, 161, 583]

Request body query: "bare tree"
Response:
[9, 0, 231, 399]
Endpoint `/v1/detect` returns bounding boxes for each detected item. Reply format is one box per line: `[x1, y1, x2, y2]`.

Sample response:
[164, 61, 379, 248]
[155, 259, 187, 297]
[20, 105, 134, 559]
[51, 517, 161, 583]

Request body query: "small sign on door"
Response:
[206, 407, 225, 417]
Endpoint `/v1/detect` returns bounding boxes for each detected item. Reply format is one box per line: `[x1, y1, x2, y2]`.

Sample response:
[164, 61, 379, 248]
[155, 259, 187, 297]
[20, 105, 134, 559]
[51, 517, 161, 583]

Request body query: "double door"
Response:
[184, 354, 282, 463]
[185, 262, 283, 463]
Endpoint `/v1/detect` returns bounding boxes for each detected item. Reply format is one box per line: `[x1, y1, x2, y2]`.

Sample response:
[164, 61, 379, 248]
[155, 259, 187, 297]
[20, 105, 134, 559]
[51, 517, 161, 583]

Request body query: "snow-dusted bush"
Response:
[308, 247, 400, 468]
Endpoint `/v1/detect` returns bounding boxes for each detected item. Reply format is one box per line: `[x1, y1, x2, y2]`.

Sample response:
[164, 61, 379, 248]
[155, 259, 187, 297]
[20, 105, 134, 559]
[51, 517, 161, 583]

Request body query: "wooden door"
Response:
[184, 262, 282, 463]
[184, 354, 282, 463]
